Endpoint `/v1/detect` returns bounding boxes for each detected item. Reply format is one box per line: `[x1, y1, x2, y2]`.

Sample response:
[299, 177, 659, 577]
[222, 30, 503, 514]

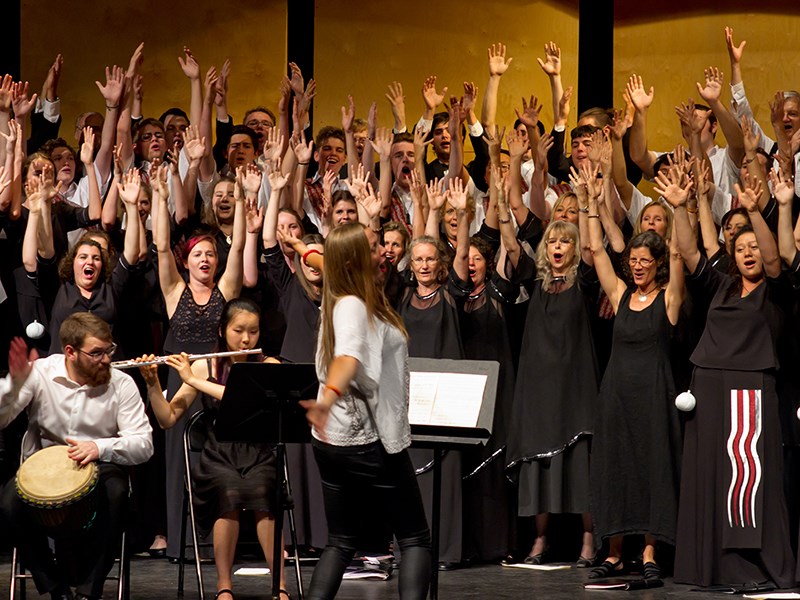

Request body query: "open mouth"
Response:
[83, 266, 95, 278]
[199, 264, 211, 274]
[401, 166, 411, 175]
[743, 259, 757, 269]
[468, 268, 476, 278]
[553, 252, 563, 262]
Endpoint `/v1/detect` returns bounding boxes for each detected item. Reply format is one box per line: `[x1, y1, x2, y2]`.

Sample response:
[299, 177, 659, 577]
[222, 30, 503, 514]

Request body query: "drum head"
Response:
[16, 445, 98, 505]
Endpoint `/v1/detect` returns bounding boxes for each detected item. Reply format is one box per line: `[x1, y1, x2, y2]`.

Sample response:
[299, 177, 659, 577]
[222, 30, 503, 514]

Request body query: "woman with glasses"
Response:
[584, 168, 684, 581]
[21, 167, 143, 357]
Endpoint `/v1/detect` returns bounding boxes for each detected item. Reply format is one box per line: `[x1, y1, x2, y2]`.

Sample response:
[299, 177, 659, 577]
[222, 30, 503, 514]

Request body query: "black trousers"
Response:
[307, 440, 431, 600]
[0, 461, 128, 598]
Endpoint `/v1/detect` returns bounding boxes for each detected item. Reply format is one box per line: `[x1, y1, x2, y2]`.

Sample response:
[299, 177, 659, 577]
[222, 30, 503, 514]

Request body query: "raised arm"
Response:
[0, 119, 20, 217]
[597, 134, 626, 253]
[609, 109, 634, 209]
[341, 95, 359, 177]
[482, 43, 512, 131]
[218, 166, 250, 301]
[262, 163, 290, 249]
[695, 162, 722, 258]
[117, 169, 142, 266]
[530, 131, 554, 222]
[506, 128, 532, 226]
[369, 127, 393, 219]
[584, 164, 628, 310]
[101, 145, 123, 230]
[492, 165, 520, 269]
[290, 133, 313, 217]
[725, 27, 745, 87]
[421, 76, 447, 122]
[771, 168, 797, 265]
[537, 41, 563, 129]
[740, 116, 770, 210]
[625, 74, 657, 179]
[737, 178, 780, 278]
[696, 66, 745, 167]
[386, 81, 407, 132]
[117, 43, 144, 169]
[409, 169, 428, 240]
[94, 65, 125, 183]
[197, 66, 219, 183]
[153, 164, 184, 313]
[448, 178, 470, 282]
[243, 174, 265, 289]
[79, 126, 102, 222]
[424, 178, 446, 239]
[655, 165, 700, 273]
[178, 47, 203, 128]
[22, 179, 48, 271]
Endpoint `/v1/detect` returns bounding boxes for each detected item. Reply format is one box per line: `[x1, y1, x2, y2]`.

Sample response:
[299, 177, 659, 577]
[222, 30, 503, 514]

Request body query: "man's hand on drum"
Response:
[135, 354, 159, 386]
[8, 336, 38, 387]
[164, 353, 195, 385]
[66, 438, 100, 466]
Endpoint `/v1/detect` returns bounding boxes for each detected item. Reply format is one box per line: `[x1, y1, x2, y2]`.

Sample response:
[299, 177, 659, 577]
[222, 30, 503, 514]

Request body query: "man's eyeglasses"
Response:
[139, 132, 165, 142]
[78, 343, 117, 361]
[245, 120, 274, 129]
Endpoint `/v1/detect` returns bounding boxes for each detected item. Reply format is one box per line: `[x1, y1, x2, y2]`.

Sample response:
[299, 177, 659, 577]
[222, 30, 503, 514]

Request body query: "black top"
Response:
[688, 255, 792, 372]
[261, 244, 320, 363]
[398, 283, 464, 360]
[164, 285, 226, 352]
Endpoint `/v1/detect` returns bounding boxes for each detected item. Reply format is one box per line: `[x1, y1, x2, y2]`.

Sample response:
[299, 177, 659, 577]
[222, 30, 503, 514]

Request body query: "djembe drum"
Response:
[15, 445, 99, 532]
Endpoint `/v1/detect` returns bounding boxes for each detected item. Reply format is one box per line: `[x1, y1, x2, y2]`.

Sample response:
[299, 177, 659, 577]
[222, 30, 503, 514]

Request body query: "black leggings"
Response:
[308, 440, 431, 600]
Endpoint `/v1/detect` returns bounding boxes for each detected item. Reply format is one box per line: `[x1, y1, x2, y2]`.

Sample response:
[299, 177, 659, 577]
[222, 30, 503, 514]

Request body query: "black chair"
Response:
[176, 409, 305, 599]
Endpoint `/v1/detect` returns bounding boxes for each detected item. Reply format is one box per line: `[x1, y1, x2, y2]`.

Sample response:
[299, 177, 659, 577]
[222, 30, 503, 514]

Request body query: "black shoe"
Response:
[50, 589, 73, 600]
[438, 561, 461, 571]
[147, 547, 167, 558]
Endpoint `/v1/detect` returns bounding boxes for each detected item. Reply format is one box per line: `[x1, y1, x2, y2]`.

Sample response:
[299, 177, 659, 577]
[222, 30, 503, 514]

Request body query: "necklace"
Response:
[636, 285, 658, 302]
[415, 288, 439, 301]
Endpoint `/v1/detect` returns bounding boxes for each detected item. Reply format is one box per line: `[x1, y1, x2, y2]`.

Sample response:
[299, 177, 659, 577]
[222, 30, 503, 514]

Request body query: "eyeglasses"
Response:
[411, 257, 439, 266]
[138, 132, 165, 142]
[546, 237, 575, 245]
[245, 120, 274, 129]
[78, 343, 117, 361]
[628, 257, 655, 268]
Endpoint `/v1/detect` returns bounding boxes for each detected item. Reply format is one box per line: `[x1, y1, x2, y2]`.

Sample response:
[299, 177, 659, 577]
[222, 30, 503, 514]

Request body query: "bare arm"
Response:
[771, 168, 797, 265]
[218, 167, 249, 301]
[79, 127, 102, 222]
[737, 179, 781, 278]
[537, 41, 563, 129]
[449, 179, 471, 282]
[506, 129, 532, 226]
[696, 66, 745, 167]
[625, 75, 657, 179]
[481, 43, 512, 130]
[116, 169, 142, 266]
[94, 65, 124, 183]
[153, 165, 184, 315]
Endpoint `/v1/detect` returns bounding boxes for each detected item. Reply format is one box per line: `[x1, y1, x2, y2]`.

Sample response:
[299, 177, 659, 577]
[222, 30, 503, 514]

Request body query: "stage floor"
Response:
[3, 553, 792, 599]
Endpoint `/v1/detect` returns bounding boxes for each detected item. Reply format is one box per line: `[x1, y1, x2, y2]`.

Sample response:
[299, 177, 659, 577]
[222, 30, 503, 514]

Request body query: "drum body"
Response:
[16, 445, 99, 532]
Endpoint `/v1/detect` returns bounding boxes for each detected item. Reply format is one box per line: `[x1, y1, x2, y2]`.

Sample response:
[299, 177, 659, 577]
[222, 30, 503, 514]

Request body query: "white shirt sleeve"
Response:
[625, 186, 651, 226]
[93, 375, 153, 465]
[730, 81, 775, 152]
[332, 296, 370, 365]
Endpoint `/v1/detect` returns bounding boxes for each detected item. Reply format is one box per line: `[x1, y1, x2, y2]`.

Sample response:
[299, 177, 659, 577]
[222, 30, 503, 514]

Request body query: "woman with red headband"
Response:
[154, 162, 251, 559]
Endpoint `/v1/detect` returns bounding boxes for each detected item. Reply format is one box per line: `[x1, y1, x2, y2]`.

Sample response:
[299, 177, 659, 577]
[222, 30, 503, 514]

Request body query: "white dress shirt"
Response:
[0, 354, 153, 464]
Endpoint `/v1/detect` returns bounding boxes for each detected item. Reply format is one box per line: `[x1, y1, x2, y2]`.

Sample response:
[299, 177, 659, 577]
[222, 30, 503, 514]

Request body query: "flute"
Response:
[111, 348, 263, 369]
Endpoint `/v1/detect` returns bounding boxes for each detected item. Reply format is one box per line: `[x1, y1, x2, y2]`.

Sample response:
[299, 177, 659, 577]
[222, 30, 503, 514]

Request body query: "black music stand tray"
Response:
[215, 362, 318, 600]
[408, 358, 499, 600]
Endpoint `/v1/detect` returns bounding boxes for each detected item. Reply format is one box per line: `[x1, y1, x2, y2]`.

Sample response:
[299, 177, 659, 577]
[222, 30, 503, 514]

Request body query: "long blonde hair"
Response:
[319, 223, 407, 368]
[534, 220, 580, 290]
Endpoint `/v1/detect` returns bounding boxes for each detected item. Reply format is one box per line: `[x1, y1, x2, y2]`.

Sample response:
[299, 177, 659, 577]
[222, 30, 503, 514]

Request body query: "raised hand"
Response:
[297, 79, 316, 117]
[488, 42, 513, 77]
[0, 75, 13, 112]
[245, 197, 264, 233]
[183, 124, 206, 162]
[413, 124, 432, 157]
[586, 129, 605, 165]
[740, 115, 759, 155]
[203, 66, 219, 104]
[654, 165, 693, 208]
[598, 132, 613, 177]
[292, 135, 314, 164]
[621, 89, 635, 128]
[341, 95, 355, 132]
[409, 169, 427, 206]
[11, 81, 37, 118]
[24, 176, 44, 213]
[696, 66, 723, 104]
[724, 26, 746, 65]
[626, 74, 654, 113]
[580, 162, 603, 199]
[515, 95, 542, 129]
[506, 129, 527, 159]
[278, 75, 292, 114]
[117, 169, 142, 205]
[609, 108, 629, 140]
[385, 81, 406, 128]
[462, 82, 478, 115]
[768, 167, 795, 207]
[446, 177, 467, 211]
[535, 132, 555, 170]
[347, 163, 370, 200]
[95, 65, 125, 106]
[735, 178, 761, 213]
[321, 168, 337, 204]
[483, 124, 506, 163]
[178, 47, 200, 80]
[267, 160, 290, 191]
[127, 42, 145, 78]
[289, 62, 305, 96]
[357, 182, 381, 220]
[426, 178, 447, 211]
[558, 85, 573, 125]
[262, 127, 284, 162]
[80, 126, 96, 165]
[422, 75, 447, 111]
[41, 54, 63, 102]
[536, 41, 561, 76]
[242, 163, 262, 195]
[370, 126, 393, 160]
[154, 163, 169, 200]
[214, 58, 231, 109]
[0, 118, 20, 152]
[675, 98, 707, 136]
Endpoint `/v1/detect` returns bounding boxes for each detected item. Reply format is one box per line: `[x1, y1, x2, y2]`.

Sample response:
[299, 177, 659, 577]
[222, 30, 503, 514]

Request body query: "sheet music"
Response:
[409, 372, 487, 427]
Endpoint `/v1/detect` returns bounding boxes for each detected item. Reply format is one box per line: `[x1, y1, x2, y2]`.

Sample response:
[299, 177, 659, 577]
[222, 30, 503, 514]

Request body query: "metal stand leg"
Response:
[283, 448, 304, 600]
[430, 448, 442, 600]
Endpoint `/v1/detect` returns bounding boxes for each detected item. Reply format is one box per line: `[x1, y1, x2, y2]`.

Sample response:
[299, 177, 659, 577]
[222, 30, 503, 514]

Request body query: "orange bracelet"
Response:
[324, 383, 342, 398]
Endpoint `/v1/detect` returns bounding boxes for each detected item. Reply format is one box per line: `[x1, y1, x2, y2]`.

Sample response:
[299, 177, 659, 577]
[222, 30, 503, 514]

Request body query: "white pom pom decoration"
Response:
[675, 390, 696, 412]
[26, 320, 45, 339]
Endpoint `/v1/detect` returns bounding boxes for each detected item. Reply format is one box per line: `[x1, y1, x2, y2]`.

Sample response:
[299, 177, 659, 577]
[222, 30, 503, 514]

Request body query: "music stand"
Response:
[408, 358, 498, 600]
[215, 362, 317, 600]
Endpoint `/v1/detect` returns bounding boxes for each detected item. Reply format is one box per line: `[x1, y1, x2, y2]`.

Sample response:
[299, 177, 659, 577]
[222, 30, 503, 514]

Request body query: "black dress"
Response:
[590, 288, 682, 549]
[449, 269, 519, 561]
[163, 285, 226, 558]
[506, 258, 599, 518]
[192, 367, 277, 536]
[398, 284, 465, 564]
[674, 256, 795, 588]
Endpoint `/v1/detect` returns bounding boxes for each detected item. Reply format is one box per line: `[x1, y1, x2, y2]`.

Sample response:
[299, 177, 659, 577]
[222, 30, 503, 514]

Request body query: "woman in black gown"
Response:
[668, 170, 796, 588]
[505, 172, 599, 567]
[140, 298, 288, 600]
[585, 164, 685, 580]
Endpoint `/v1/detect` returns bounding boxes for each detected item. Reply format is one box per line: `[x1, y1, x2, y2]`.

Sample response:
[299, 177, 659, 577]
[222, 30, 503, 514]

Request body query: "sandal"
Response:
[643, 561, 661, 580]
[576, 555, 596, 568]
[280, 589, 293, 600]
[588, 559, 625, 579]
[214, 590, 235, 600]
